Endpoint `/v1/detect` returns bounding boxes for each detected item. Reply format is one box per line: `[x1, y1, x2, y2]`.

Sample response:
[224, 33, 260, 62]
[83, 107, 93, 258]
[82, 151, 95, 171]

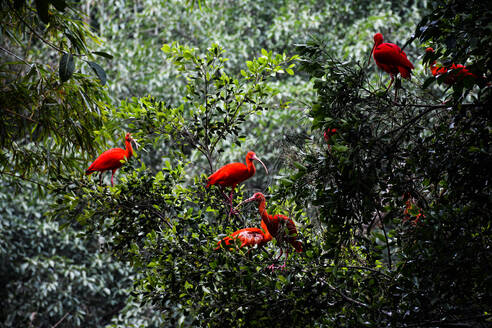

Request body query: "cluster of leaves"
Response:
[5, 0, 491, 327]
[417, 0, 492, 95]
[0, 0, 113, 189]
[51, 44, 314, 326]
[279, 0, 492, 326]
[0, 182, 165, 327]
[0, 1, 163, 327]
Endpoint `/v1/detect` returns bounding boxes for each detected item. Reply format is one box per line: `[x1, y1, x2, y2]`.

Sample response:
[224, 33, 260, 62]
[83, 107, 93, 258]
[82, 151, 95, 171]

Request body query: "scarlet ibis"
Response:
[425, 47, 478, 85]
[215, 219, 272, 251]
[237, 192, 303, 270]
[324, 128, 337, 147]
[324, 128, 337, 142]
[206, 151, 268, 216]
[372, 33, 414, 99]
[85, 132, 137, 187]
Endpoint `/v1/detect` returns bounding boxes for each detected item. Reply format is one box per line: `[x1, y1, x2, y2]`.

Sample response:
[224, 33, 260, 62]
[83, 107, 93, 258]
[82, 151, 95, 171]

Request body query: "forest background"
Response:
[1, 0, 491, 327]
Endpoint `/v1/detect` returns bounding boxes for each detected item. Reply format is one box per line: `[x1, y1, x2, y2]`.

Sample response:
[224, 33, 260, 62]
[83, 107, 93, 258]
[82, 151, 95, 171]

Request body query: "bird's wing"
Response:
[374, 43, 414, 70]
[86, 148, 127, 173]
[237, 228, 267, 247]
[207, 162, 248, 186]
[276, 214, 298, 237]
[276, 214, 303, 252]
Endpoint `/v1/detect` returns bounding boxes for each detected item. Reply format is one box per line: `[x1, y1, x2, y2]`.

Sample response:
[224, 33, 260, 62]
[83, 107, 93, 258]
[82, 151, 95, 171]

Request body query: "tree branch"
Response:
[51, 312, 70, 328]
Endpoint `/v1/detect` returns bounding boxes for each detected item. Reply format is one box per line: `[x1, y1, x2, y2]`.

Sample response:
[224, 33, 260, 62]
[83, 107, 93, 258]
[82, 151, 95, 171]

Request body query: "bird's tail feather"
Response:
[399, 66, 412, 79]
[292, 241, 303, 253]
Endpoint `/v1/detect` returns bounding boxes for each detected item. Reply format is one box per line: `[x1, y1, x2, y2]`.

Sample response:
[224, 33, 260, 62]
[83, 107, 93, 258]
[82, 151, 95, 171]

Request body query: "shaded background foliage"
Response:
[1, 0, 491, 327]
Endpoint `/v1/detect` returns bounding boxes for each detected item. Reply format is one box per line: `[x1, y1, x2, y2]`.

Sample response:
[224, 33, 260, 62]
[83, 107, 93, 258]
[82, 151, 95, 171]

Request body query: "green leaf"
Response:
[422, 76, 436, 89]
[92, 51, 113, 59]
[332, 145, 348, 152]
[59, 53, 75, 82]
[161, 44, 171, 53]
[88, 61, 107, 85]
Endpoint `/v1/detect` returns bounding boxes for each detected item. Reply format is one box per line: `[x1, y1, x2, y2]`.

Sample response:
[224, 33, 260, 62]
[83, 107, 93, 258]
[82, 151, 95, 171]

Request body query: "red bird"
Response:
[324, 128, 337, 142]
[324, 128, 337, 147]
[238, 192, 303, 270]
[207, 151, 268, 216]
[215, 219, 272, 251]
[425, 47, 478, 85]
[373, 33, 414, 98]
[86, 132, 137, 186]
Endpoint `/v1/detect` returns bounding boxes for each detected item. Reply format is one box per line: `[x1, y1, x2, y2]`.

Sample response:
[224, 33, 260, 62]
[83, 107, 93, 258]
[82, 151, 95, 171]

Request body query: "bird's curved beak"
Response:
[252, 154, 268, 175]
[234, 194, 256, 211]
[131, 137, 140, 150]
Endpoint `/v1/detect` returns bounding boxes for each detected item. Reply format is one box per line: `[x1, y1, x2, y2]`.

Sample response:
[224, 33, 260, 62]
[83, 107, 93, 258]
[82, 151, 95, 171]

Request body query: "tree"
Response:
[288, 0, 491, 325]
[6, 0, 491, 326]
[0, 0, 113, 190]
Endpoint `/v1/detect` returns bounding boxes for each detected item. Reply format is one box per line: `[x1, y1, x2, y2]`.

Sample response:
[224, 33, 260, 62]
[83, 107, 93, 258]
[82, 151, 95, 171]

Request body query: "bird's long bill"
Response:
[252, 155, 269, 175]
[234, 194, 256, 211]
[131, 137, 140, 150]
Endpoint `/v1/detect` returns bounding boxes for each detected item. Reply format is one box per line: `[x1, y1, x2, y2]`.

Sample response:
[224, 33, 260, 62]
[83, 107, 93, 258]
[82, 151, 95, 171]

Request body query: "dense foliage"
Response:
[1, 0, 491, 327]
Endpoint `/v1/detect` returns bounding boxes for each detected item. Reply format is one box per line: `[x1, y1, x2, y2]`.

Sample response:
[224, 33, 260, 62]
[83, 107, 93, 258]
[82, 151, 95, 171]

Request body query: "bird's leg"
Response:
[386, 75, 395, 91]
[268, 249, 284, 271]
[99, 172, 103, 186]
[394, 77, 401, 101]
[277, 249, 289, 271]
[228, 188, 239, 217]
[111, 169, 116, 187]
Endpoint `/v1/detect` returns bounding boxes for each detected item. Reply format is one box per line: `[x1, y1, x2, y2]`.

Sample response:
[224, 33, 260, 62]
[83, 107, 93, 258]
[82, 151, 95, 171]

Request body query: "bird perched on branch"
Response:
[372, 33, 414, 99]
[86, 132, 137, 187]
[207, 151, 268, 217]
[237, 192, 302, 270]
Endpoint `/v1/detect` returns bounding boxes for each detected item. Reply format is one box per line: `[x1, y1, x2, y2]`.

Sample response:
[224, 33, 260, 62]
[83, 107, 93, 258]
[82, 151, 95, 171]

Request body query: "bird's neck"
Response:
[125, 140, 134, 158]
[257, 199, 274, 233]
[245, 157, 256, 176]
[260, 218, 273, 242]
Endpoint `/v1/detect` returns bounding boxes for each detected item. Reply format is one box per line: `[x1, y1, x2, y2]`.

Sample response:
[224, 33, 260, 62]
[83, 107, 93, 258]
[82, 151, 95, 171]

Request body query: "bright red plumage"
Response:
[238, 192, 303, 270]
[206, 162, 253, 188]
[207, 151, 267, 188]
[373, 33, 414, 79]
[215, 226, 272, 250]
[86, 133, 135, 186]
[206, 151, 268, 217]
[266, 214, 303, 253]
[425, 48, 478, 84]
[86, 148, 128, 174]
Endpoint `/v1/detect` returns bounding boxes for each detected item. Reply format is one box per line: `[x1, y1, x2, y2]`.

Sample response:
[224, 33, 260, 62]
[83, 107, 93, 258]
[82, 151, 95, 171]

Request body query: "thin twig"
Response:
[0, 170, 50, 188]
[51, 312, 70, 328]
[343, 265, 393, 280]
[2, 107, 39, 123]
[0, 46, 30, 65]
[377, 210, 392, 270]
